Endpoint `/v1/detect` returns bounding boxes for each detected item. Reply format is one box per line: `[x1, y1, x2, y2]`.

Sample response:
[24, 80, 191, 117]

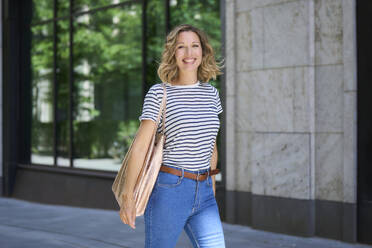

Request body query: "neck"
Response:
[173, 71, 198, 85]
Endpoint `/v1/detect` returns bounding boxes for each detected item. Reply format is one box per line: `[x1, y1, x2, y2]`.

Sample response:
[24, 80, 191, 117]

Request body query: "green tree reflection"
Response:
[31, 0, 221, 171]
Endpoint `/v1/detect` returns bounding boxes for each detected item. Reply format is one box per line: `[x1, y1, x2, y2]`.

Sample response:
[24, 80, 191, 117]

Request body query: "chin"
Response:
[180, 68, 199, 73]
[179, 64, 201, 71]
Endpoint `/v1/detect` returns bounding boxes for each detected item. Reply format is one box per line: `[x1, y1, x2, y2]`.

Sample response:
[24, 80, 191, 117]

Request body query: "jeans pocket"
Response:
[156, 171, 183, 188]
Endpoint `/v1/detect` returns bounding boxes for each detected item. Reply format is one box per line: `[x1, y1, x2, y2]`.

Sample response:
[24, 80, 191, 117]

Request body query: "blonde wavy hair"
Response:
[157, 24, 225, 84]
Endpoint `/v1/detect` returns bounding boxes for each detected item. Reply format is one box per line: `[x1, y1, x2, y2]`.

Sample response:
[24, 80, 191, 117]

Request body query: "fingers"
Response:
[119, 208, 136, 229]
[126, 214, 135, 229]
[129, 207, 136, 229]
[119, 209, 128, 224]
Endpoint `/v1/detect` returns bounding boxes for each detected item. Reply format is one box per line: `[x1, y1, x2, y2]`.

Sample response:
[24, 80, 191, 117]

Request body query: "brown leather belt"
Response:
[159, 165, 220, 181]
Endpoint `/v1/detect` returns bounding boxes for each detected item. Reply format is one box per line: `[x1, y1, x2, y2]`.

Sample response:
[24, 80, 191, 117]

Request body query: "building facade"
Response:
[2, 0, 372, 245]
[224, 0, 361, 242]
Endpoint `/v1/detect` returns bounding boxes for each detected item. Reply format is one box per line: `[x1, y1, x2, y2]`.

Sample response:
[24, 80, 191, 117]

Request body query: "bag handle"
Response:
[154, 83, 167, 135]
[160, 83, 167, 134]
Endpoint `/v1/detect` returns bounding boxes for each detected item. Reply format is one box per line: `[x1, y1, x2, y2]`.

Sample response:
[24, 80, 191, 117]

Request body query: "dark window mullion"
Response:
[220, 0, 226, 189]
[165, 0, 170, 34]
[142, 0, 147, 96]
[69, 0, 74, 168]
[53, 0, 58, 167]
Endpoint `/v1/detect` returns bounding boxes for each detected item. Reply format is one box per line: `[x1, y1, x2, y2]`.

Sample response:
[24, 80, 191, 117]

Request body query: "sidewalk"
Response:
[0, 197, 370, 248]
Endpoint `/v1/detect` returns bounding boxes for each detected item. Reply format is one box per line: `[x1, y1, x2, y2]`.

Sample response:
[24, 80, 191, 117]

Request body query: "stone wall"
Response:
[225, 0, 357, 205]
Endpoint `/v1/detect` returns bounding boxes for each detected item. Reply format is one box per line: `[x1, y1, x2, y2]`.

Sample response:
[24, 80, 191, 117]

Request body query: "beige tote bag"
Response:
[112, 83, 167, 216]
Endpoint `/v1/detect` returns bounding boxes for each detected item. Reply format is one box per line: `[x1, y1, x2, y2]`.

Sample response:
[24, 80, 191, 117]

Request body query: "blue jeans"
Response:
[144, 165, 226, 248]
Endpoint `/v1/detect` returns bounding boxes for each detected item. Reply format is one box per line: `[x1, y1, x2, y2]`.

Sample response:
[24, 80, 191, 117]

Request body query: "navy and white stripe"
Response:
[138, 81, 223, 171]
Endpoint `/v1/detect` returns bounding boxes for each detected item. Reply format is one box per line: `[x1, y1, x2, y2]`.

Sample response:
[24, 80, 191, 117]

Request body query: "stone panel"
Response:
[315, 65, 343, 132]
[315, 0, 343, 65]
[236, 0, 292, 13]
[236, 9, 264, 72]
[226, 0, 236, 96]
[343, 91, 357, 203]
[236, 72, 253, 132]
[225, 0, 237, 191]
[226, 95, 236, 191]
[315, 133, 343, 201]
[237, 67, 310, 133]
[251, 133, 310, 199]
[293, 67, 311, 132]
[342, 0, 356, 91]
[264, 0, 310, 68]
[235, 131, 253, 192]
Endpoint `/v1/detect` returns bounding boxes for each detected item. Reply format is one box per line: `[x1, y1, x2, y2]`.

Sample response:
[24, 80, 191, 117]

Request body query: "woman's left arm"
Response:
[210, 140, 218, 197]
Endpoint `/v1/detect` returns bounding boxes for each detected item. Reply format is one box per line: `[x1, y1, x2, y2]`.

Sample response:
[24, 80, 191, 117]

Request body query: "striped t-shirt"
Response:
[138, 80, 223, 171]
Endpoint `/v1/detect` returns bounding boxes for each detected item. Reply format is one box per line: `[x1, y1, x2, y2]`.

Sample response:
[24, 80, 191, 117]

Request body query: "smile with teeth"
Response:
[183, 58, 196, 64]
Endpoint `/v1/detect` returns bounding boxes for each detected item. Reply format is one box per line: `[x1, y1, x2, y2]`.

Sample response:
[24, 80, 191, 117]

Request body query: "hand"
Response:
[119, 194, 136, 229]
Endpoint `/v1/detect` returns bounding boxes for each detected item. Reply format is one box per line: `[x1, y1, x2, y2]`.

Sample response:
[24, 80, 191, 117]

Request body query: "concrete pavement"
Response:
[0, 197, 370, 248]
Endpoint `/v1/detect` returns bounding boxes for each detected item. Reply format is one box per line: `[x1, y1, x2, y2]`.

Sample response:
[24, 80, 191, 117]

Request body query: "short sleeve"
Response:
[138, 85, 161, 123]
[215, 89, 223, 115]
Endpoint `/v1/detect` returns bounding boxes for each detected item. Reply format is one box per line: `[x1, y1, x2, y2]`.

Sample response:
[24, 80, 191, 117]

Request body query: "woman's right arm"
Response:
[119, 119, 157, 229]
[122, 119, 157, 199]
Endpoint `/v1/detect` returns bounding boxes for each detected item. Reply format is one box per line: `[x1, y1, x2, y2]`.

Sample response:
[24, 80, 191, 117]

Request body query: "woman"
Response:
[119, 24, 225, 248]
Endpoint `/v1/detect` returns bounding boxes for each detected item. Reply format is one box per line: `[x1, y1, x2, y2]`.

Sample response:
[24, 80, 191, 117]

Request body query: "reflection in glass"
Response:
[74, 0, 131, 13]
[32, 0, 53, 24]
[145, 0, 166, 86]
[30, 24, 54, 165]
[56, 19, 71, 167]
[57, 0, 70, 18]
[72, 4, 142, 171]
[28, 0, 222, 174]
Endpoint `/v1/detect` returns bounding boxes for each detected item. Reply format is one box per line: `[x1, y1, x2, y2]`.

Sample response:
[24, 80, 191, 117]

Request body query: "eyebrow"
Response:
[176, 41, 200, 45]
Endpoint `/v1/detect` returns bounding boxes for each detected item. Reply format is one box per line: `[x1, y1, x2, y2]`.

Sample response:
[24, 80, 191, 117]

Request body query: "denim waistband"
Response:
[161, 164, 211, 175]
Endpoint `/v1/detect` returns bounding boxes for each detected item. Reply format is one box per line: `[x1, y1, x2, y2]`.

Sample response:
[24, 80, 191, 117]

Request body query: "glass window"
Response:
[32, 0, 53, 24]
[57, 0, 70, 18]
[74, 0, 131, 13]
[145, 0, 166, 86]
[56, 19, 71, 167]
[31, 23, 54, 165]
[29, 0, 222, 174]
[72, 4, 142, 171]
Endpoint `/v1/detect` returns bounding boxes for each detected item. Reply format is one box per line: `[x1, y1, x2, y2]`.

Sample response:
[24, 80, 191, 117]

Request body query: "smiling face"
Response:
[174, 31, 203, 75]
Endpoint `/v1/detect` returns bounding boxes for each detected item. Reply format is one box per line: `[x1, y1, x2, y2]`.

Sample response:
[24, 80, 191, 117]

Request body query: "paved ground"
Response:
[0, 197, 370, 248]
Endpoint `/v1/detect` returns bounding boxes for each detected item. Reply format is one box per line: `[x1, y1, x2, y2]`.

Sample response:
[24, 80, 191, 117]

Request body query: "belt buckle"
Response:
[196, 171, 200, 181]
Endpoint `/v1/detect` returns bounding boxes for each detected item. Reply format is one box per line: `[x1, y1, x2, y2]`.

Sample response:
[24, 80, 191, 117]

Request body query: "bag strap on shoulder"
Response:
[155, 83, 167, 135]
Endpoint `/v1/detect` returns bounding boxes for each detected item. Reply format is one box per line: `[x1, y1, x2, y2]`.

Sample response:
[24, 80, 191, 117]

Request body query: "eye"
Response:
[178, 46, 184, 49]
[193, 45, 199, 47]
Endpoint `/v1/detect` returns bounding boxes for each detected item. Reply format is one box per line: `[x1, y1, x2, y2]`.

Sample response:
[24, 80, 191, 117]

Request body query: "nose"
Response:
[185, 46, 192, 56]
